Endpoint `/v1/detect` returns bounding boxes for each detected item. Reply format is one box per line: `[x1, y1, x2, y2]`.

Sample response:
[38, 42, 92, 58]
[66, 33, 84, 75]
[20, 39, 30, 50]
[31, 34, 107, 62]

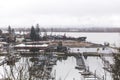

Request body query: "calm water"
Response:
[0, 32, 118, 80]
[0, 56, 113, 80]
[48, 32, 120, 46]
[19, 32, 120, 46]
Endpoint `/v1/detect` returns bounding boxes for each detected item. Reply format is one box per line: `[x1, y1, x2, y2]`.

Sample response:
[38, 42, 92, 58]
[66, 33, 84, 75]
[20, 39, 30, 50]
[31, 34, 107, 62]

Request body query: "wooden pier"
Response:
[74, 53, 108, 80]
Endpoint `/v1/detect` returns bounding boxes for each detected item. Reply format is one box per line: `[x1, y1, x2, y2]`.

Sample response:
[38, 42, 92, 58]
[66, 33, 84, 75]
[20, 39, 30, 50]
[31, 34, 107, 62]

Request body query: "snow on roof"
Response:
[16, 44, 25, 47]
[15, 43, 48, 47]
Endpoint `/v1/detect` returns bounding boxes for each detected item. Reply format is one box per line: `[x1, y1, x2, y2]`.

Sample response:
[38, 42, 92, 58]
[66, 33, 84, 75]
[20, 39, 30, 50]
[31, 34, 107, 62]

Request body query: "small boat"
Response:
[75, 65, 85, 70]
[49, 61, 56, 65]
[80, 71, 92, 75]
[84, 77, 98, 80]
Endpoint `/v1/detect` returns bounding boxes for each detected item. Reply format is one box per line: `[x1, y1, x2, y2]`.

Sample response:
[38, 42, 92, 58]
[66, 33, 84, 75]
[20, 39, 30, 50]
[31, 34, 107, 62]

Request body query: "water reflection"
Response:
[0, 52, 113, 80]
[0, 53, 68, 80]
[29, 53, 58, 79]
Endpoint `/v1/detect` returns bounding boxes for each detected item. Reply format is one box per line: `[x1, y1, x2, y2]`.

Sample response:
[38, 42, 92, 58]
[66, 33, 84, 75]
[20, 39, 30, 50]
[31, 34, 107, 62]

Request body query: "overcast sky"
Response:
[0, 0, 120, 28]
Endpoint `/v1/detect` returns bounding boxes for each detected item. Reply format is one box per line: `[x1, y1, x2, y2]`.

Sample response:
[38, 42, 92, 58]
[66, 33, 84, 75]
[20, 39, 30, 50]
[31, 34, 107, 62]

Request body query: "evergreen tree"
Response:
[8, 25, 12, 34]
[43, 29, 47, 40]
[36, 24, 40, 34]
[35, 24, 40, 41]
[0, 29, 2, 35]
[30, 24, 42, 41]
[30, 26, 36, 41]
[11, 28, 15, 35]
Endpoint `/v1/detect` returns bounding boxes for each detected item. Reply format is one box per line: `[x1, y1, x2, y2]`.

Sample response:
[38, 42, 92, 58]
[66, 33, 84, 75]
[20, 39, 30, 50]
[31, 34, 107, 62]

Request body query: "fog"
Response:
[0, 0, 120, 28]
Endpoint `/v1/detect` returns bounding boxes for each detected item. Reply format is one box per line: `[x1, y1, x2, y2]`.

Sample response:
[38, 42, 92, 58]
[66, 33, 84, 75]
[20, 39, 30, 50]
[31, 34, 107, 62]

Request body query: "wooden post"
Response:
[94, 70, 96, 80]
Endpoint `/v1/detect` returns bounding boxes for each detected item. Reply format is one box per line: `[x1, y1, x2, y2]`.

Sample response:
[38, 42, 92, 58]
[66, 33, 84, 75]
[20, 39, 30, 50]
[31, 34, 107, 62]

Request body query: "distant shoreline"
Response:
[1, 27, 120, 32]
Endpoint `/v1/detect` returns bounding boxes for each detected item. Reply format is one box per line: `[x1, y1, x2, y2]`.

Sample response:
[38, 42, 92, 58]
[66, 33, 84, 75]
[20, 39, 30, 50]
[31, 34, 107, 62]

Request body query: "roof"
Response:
[15, 43, 48, 47]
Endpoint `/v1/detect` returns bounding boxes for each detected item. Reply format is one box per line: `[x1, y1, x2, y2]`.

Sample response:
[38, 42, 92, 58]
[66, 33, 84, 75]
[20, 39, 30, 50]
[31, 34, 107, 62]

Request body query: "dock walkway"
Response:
[75, 53, 104, 80]
[75, 54, 86, 70]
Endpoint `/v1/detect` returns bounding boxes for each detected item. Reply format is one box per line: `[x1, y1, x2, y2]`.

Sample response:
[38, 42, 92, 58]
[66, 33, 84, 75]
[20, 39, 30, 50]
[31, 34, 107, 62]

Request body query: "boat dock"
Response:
[74, 53, 107, 80]
[75, 54, 86, 70]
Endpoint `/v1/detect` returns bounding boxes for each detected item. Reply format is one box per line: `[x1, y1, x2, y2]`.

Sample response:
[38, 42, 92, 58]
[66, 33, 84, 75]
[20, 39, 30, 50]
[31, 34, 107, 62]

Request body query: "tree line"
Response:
[30, 24, 41, 41]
